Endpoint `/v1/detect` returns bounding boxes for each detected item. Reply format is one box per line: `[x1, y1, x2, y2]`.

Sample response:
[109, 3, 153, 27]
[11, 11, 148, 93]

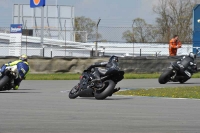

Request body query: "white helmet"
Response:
[189, 52, 196, 59]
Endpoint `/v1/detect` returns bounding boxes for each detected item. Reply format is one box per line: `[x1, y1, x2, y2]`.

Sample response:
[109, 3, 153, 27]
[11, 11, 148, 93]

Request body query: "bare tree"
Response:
[122, 30, 135, 43]
[74, 16, 102, 42]
[122, 18, 158, 43]
[153, 0, 198, 43]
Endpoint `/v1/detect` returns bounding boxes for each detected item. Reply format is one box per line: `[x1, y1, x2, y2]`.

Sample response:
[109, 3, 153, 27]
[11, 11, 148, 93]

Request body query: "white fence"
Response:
[0, 33, 193, 57]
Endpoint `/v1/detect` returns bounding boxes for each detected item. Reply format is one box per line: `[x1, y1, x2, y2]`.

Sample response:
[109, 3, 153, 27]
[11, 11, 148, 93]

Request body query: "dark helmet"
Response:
[109, 55, 118, 63]
[189, 52, 196, 59]
[19, 54, 28, 61]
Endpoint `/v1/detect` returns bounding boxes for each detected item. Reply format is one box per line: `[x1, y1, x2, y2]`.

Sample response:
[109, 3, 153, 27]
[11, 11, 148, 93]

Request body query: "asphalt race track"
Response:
[0, 79, 200, 133]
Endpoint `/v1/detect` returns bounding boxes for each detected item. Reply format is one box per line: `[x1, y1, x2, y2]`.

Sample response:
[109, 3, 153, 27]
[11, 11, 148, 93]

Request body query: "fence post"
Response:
[51, 48, 52, 58]
[64, 20, 66, 57]
[25, 20, 27, 55]
[132, 20, 135, 57]
[43, 47, 45, 57]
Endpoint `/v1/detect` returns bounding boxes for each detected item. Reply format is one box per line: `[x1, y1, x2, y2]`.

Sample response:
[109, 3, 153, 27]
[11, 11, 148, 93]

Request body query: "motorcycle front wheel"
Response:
[0, 76, 10, 91]
[68, 84, 80, 99]
[94, 80, 115, 100]
[158, 69, 173, 84]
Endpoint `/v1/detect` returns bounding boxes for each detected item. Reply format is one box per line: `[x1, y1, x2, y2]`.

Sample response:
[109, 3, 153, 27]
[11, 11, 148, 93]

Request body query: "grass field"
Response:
[25, 72, 200, 80]
[115, 86, 200, 99]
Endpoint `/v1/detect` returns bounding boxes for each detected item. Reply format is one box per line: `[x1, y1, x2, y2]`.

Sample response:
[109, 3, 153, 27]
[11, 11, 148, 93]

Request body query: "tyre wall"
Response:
[0, 56, 198, 73]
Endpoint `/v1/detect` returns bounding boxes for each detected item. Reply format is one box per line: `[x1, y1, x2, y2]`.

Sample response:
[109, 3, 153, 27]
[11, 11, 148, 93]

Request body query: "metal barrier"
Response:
[0, 27, 193, 57]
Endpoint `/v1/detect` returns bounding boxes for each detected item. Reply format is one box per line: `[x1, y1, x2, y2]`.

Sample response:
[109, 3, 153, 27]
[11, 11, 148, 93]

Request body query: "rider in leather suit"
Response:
[0, 54, 30, 90]
[86, 55, 120, 92]
[176, 52, 197, 80]
[87, 55, 119, 79]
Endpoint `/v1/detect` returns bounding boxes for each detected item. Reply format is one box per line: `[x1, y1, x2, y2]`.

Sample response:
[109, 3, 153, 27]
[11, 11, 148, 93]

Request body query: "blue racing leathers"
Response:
[0, 60, 30, 86]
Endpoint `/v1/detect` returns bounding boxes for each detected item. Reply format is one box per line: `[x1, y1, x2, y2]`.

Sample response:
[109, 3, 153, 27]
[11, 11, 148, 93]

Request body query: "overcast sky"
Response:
[0, 0, 159, 27]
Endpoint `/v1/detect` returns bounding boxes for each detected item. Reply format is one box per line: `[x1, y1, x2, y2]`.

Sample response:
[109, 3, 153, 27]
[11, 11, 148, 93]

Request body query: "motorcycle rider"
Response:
[174, 52, 197, 80]
[0, 54, 30, 90]
[86, 55, 121, 92]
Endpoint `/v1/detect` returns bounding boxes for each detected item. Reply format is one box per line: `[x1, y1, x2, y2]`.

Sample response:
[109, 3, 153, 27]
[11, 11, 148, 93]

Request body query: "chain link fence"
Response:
[0, 26, 194, 57]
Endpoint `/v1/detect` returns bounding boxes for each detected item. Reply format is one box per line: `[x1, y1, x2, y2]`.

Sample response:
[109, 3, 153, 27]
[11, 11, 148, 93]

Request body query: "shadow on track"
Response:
[166, 82, 200, 84]
[0, 91, 41, 93]
[0, 90, 41, 93]
[19, 89, 37, 90]
[75, 96, 134, 100]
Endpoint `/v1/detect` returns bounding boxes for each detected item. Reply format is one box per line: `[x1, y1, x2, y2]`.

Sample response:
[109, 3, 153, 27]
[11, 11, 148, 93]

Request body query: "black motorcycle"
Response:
[158, 62, 196, 84]
[69, 68, 124, 100]
[0, 66, 18, 91]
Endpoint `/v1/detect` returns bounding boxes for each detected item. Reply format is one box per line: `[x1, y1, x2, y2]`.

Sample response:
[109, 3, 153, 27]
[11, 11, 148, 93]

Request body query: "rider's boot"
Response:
[13, 79, 21, 90]
[92, 70, 101, 82]
[13, 85, 19, 90]
[92, 71, 103, 88]
[113, 87, 120, 93]
[108, 87, 121, 96]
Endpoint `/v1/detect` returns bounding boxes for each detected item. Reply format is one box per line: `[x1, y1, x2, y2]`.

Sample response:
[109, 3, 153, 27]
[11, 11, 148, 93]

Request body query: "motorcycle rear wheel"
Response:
[68, 84, 80, 99]
[94, 80, 115, 100]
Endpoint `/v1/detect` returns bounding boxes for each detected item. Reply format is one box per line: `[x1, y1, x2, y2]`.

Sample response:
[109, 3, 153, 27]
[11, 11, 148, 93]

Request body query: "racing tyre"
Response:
[68, 84, 80, 99]
[94, 80, 115, 100]
[0, 76, 10, 91]
[158, 70, 173, 84]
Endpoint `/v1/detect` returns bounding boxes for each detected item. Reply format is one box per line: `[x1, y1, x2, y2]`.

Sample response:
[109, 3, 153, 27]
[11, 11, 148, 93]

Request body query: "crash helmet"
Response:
[189, 52, 196, 59]
[109, 55, 118, 63]
[19, 54, 28, 62]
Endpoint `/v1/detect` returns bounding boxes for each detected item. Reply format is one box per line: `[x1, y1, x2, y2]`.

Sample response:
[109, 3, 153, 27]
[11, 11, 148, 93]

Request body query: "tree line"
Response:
[75, 0, 198, 43]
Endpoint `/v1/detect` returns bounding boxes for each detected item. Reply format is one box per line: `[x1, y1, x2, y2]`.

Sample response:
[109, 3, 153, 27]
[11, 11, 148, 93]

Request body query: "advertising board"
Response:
[9, 24, 22, 56]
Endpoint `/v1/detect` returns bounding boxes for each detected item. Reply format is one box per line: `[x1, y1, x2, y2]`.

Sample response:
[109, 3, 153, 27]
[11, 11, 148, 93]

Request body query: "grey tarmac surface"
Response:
[0, 79, 200, 133]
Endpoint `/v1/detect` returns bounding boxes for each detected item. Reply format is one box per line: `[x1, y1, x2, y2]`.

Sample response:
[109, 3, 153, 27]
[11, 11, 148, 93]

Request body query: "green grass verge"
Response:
[25, 72, 200, 80]
[26, 73, 81, 80]
[124, 72, 200, 79]
[124, 73, 160, 79]
[116, 86, 200, 99]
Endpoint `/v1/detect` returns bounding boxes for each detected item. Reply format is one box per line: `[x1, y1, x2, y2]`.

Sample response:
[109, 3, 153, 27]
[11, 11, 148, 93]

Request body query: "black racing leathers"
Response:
[176, 56, 197, 78]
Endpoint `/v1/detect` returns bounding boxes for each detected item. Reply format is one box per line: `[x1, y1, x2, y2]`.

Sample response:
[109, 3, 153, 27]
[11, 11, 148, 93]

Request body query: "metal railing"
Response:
[0, 26, 194, 58]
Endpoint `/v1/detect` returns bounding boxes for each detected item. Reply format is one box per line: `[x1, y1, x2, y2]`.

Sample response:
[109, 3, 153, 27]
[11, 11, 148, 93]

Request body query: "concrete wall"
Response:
[0, 56, 199, 73]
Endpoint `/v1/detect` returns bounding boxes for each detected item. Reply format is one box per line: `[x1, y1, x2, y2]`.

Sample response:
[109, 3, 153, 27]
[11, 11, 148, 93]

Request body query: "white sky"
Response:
[0, 0, 159, 27]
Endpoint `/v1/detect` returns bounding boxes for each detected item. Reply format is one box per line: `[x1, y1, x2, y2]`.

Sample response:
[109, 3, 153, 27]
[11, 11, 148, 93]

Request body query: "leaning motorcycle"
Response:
[158, 62, 197, 84]
[0, 65, 19, 91]
[69, 67, 124, 100]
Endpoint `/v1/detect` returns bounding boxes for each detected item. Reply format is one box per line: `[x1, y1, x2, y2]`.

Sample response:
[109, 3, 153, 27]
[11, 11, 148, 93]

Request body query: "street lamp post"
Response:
[64, 20, 66, 57]
[95, 18, 101, 56]
[132, 20, 135, 57]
